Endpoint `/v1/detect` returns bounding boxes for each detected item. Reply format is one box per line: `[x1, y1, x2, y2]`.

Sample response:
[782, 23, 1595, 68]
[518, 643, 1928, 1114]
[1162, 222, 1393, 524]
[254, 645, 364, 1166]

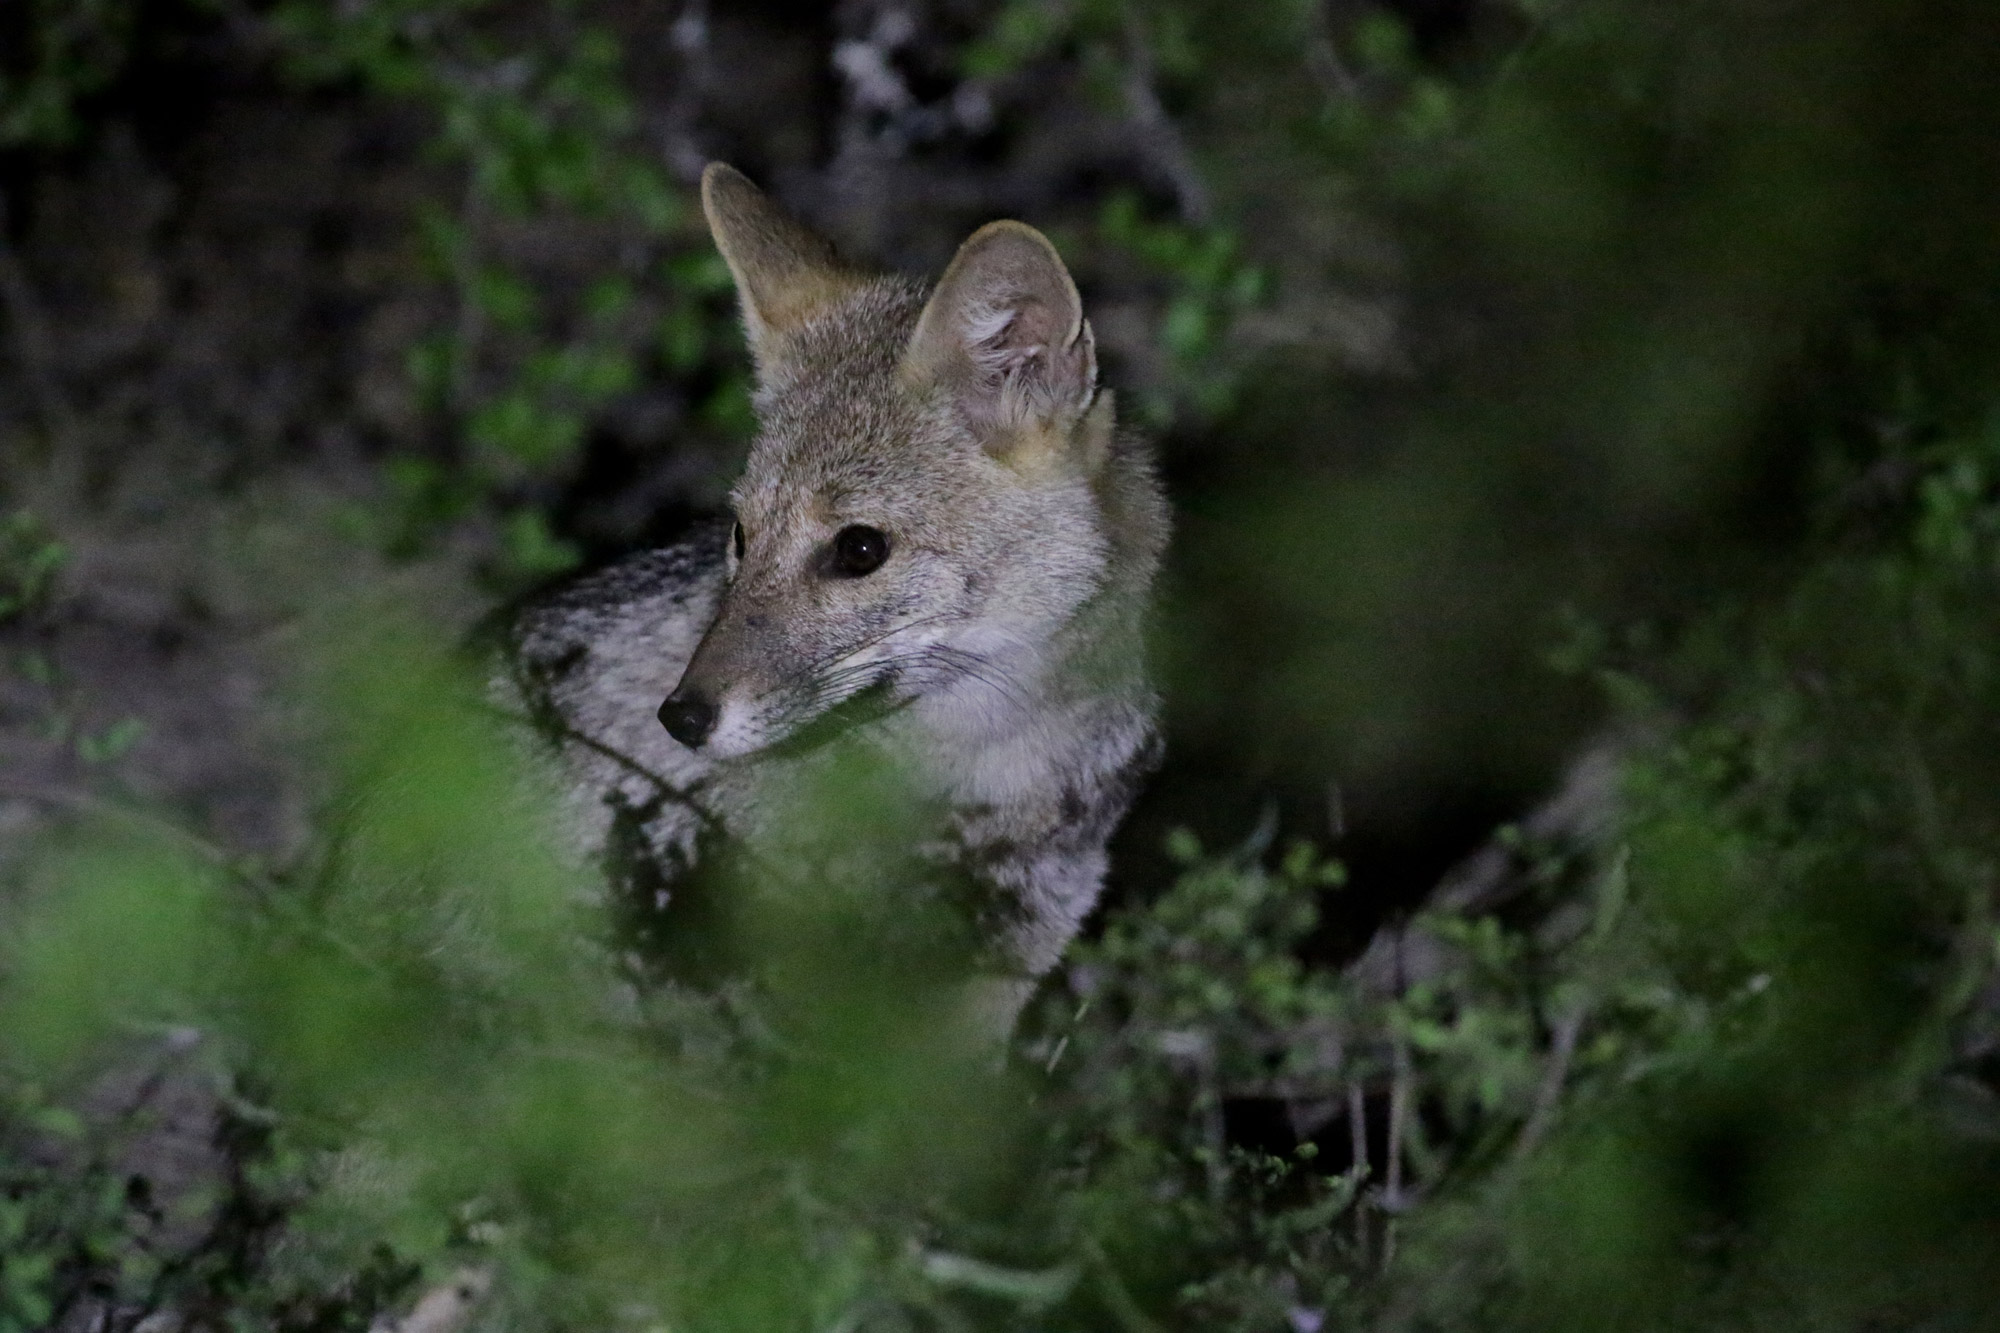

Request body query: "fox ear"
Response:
[702, 163, 859, 369]
[901, 220, 1099, 465]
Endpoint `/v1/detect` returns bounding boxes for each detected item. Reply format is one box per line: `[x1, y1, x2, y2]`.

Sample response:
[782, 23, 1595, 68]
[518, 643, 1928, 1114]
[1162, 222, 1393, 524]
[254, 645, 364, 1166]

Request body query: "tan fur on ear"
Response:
[902, 220, 1100, 469]
[701, 163, 860, 368]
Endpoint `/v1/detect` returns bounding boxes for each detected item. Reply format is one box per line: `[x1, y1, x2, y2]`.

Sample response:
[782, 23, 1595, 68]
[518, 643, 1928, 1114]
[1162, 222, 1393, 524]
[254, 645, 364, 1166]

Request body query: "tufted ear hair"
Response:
[701, 163, 861, 371]
[900, 220, 1101, 469]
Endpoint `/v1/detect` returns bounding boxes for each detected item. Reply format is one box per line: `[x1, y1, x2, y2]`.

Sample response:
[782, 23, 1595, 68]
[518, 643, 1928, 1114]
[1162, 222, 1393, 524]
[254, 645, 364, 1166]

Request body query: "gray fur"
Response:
[496, 170, 1167, 1019]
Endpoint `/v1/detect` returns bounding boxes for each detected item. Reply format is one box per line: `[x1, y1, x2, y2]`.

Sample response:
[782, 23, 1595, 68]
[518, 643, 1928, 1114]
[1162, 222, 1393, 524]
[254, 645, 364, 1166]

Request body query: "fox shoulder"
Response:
[494, 523, 729, 859]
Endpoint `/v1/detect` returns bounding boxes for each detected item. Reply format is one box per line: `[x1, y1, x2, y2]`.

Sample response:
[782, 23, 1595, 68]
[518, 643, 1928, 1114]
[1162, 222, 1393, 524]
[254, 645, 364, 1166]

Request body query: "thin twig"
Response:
[1119, 5, 1212, 226]
[0, 779, 387, 976]
[1155, 1026, 1230, 1209]
[1385, 1038, 1409, 1204]
[1043, 997, 1088, 1074]
[1347, 1079, 1369, 1265]
[1324, 780, 1346, 840]
[0, 780, 241, 871]
[480, 696, 739, 848]
[1304, 0, 1365, 101]
[1513, 1002, 1586, 1163]
[660, 0, 713, 180]
[1383, 1033, 1411, 1267]
[919, 1249, 1081, 1307]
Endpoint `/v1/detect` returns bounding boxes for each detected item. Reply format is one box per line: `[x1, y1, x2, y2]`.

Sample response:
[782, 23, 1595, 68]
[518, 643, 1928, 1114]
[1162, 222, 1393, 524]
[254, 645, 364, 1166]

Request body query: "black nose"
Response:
[657, 691, 717, 748]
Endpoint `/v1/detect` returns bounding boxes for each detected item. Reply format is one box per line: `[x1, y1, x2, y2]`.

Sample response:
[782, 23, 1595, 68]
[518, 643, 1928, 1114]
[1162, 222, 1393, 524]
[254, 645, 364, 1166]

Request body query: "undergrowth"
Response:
[3, 1, 2000, 1330]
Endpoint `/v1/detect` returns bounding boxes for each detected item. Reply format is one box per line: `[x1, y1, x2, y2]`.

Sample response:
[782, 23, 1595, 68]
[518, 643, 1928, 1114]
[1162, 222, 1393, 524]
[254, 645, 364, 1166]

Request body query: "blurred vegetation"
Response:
[4, 0, 2000, 1329]
[0, 0, 141, 150]
[264, 0, 751, 585]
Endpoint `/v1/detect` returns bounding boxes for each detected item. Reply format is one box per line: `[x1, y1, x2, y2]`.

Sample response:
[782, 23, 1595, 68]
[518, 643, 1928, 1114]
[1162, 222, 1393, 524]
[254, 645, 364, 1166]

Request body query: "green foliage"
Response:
[0, 609, 1044, 1330]
[967, 3, 1280, 427]
[267, 0, 745, 589]
[6, 412, 2000, 1327]
[964, 0, 1321, 85]
[1368, 377, 2000, 1330]
[8, 0, 2000, 1329]
[0, 511, 64, 624]
[0, 0, 146, 150]
[1099, 193, 1269, 424]
[1027, 833, 1367, 1330]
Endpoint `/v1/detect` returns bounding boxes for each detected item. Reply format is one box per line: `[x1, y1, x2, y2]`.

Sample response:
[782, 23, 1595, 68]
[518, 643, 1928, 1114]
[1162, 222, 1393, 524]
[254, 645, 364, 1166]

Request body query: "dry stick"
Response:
[662, 0, 714, 179]
[1119, 4, 1212, 226]
[1197, 1035, 1228, 1208]
[1347, 1079, 1369, 1266]
[1512, 1002, 1586, 1164]
[1304, 0, 1365, 101]
[1042, 997, 1089, 1075]
[1383, 1033, 1412, 1268]
[1893, 726, 1999, 1089]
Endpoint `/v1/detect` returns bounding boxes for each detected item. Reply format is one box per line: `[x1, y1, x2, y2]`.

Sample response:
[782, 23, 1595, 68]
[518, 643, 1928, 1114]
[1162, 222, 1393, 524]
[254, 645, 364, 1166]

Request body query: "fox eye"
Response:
[731, 521, 746, 561]
[830, 524, 890, 578]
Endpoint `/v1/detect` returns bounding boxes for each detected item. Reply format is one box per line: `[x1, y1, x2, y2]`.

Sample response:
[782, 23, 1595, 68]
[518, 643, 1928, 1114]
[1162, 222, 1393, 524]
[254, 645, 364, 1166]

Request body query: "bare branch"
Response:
[1348, 1080, 1370, 1264]
[1119, 5, 1212, 226]
[1512, 1001, 1586, 1163]
[1305, 0, 1366, 101]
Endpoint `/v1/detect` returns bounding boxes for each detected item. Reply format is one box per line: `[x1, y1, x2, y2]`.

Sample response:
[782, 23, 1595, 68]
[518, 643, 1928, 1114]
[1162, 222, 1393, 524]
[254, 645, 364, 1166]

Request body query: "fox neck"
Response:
[902, 547, 1159, 813]
[895, 615, 1138, 804]
[920, 441, 1164, 809]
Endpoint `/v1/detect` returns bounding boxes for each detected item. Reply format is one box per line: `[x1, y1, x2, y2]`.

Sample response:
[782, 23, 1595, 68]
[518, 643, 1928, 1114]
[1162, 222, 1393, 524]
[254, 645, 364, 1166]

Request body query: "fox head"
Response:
[656, 164, 1157, 760]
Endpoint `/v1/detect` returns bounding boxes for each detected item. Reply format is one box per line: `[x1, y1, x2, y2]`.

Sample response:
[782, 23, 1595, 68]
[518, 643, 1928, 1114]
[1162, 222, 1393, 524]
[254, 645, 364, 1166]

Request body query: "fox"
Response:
[497, 164, 1168, 1027]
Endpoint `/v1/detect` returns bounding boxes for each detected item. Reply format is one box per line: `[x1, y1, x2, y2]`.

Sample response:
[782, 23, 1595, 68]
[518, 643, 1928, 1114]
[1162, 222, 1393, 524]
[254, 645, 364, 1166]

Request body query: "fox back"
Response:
[500, 165, 1167, 1020]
